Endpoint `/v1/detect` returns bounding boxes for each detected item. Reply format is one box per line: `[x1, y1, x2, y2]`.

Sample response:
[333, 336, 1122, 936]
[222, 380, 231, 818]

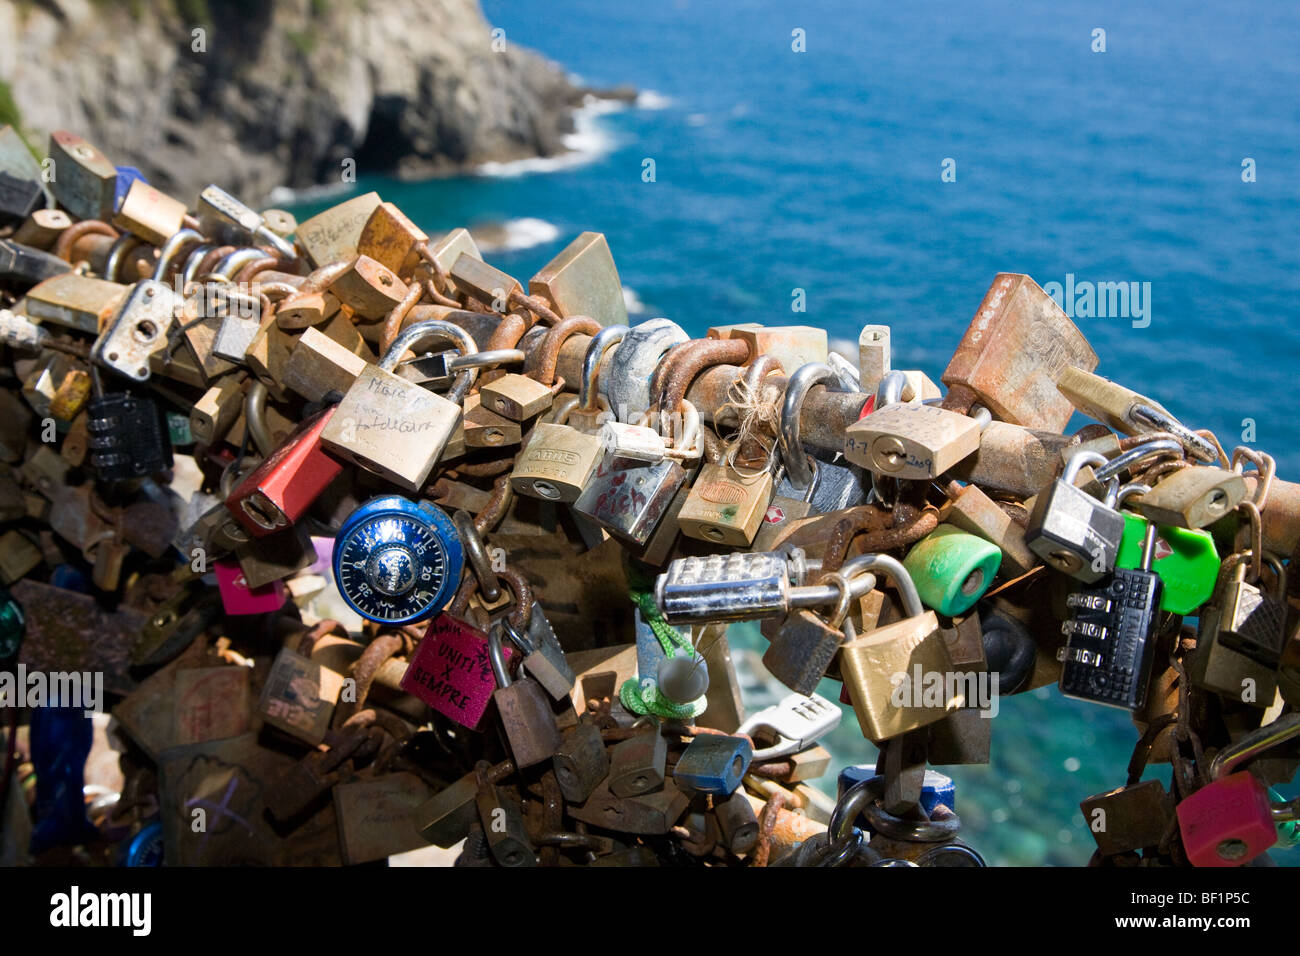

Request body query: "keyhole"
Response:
[1216, 838, 1249, 861]
[731, 755, 744, 776]
[533, 480, 561, 500]
[872, 436, 906, 472]
[961, 568, 984, 596]
[704, 526, 725, 541]
[1206, 489, 1228, 515]
[484, 428, 504, 444]
[631, 774, 649, 792]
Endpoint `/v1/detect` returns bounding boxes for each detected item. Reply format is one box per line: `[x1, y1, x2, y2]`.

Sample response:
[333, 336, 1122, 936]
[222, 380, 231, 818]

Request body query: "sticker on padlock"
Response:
[400, 612, 515, 731]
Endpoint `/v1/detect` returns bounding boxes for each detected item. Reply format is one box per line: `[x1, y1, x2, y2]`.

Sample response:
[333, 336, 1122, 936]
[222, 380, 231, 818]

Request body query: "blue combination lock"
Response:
[333, 496, 464, 625]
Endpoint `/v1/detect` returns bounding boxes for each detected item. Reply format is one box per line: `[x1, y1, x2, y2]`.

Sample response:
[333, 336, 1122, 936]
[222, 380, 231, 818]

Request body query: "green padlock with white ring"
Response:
[1113, 483, 1218, 615]
[902, 524, 1002, 617]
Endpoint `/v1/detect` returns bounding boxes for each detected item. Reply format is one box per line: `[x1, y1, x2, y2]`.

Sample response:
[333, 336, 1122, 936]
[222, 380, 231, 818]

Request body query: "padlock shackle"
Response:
[104, 232, 143, 284]
[1114, 481, 1151, 507]
[661, 399, 702, 458]
[243, 380, 275, 458]
[1209, 712, 1300, 781]
[1093, 438, 1183, 484]
[381, 319, 478, 403]
[875, 369, 908, 410]
[181, 243, 216, 288]
[835, 553, 924, 618]
[1131, 403, 1218, 463]
[152, 227, 204, 281]
[486, 623, 511, 688]
[826, 350, 861, 391]
[580, 324, 627, 412]
[1060, 449, 1109, 486]
[780, 362, 839, 490]
[452, 509, 500, 603]
[211, 247, 267, 282]
[447, 348, 525, 373]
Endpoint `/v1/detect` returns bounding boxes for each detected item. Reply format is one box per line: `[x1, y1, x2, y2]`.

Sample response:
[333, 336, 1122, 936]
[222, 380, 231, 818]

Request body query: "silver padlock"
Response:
[599, 317, 688, 423]
[736, 691, 842, 760]
[774, 362, 868, 514]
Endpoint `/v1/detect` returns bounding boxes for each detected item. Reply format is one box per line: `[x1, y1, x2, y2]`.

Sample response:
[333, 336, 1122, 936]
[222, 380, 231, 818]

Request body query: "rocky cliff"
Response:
[0, 0, 603, 204]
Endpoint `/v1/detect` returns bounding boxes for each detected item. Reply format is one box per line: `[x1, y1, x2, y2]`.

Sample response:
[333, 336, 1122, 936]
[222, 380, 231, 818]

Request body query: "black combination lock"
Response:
[86, 393, 174, 481]
[1058, 524, 1164, 711]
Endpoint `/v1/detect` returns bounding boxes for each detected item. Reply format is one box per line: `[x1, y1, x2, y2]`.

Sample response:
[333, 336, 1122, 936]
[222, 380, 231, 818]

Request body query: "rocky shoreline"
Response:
[0, 0, 632, 205]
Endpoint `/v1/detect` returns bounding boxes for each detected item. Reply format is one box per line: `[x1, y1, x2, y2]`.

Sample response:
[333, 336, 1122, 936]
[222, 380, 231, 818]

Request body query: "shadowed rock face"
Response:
[0, 0, 588, 203]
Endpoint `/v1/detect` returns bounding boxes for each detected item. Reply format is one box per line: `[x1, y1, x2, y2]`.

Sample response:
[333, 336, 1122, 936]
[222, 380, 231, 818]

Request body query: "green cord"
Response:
[628, 588, 693, 658]
[620, 677, 706, 720]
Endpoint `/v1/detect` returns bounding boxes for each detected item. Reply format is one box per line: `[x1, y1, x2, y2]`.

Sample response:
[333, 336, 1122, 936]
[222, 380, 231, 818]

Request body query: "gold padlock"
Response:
[837, 555, 961, 742]
[510, 400, 603, 503]
[357, 201, 428, 277]
[678, 459, 773, 547]
[294, 191, 383, 268]
[319, 320, 477, 490]
[528, 231, 627, 325]
[112, 179, 187, 246]
[479, 372, 554, 421]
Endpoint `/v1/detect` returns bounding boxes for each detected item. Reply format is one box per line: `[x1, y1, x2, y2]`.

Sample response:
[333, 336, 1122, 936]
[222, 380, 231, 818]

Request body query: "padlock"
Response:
[902, 524, 1001, 617]
[0, 172, 43, 227]
[294, 192, 382, 267]
[258, 646, 345, 745]
[715, 791, 760, 854]
[528, 231, 627, 325]
[500, 608, 575, 701]
[1079, 779, 1172, 857]
[190, 376, 245, 445]
[282, 325, 370, 403]
[476, 782, 537, 868]
[573, 400, 701, 547]
[488, 621, 564, 769]
[327, 254, 409, 320]
[357, 201, 428, 276]
[449, 252, 523, 311]
[24, 273, 129, 336]
[332, 495, 463, 625]
[46, 131, 118, 222]
[1056, 366, 1218, 463]
[478, 372, 554, 421]
[845, 401, 981, 481]
[0, 239, 72, 287]
[320, 319, 476, 490]
[334, 773, 432, 866]
[234, 522, 315, 589]
[736, 691, 841, 761]
[400, 612, 515, 731]
[415, 760, 511, 847]
[552, 722, 610, 804]
[674, 733, 753, 795]
[1025, 450, 1125, 581]
[85, 392, 174, 481]
[509, 406, 604, 503]
[461, 391, 522, 450]
[213, 558, 286, 614]
[194, 184, 297, 261]
[1058, 523, 1164, 711]
[608, 724, 668, 797]
[1131, 465, 1247, 529]
[112, 179, 187, 246]
[92, 278, 182, 382]
[941, 481, 1038, 578]
[1213, 553, 1288, 668]
[655, 550, 800, 626]
[1112, 484, 1218, 615]
[600, 318, 690, 424]
[568, 778, 690, 835]
[678, 455, 774, 547]
[14, 208, 72, 251]
[763, 560, 878, 695]
[774, 363, 868, 514]
[941, 272, 1099, 431]
[839, 555, 960, 741]
[1176, 715, 1300, 866]
[225, 406, 344, 536]
[708, 323, 828, 375]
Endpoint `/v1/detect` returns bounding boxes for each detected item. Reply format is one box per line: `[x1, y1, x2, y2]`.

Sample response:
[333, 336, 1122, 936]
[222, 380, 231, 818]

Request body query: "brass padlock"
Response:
[679, 457, 774, 547]
[320, 320, 477, 490]
[510, 400, 604, 503]
[941, 481, 1038, 578]
[112, 179, 187, 246]
[282, 325, 370, 403]
[294, 191, 383, 268]
[844, 402, 981, 480]
[358, 201, 428, 276]
[528, 231, 627, 325]
[838, 556, 960, 742]
[479, 372, 555, 421]
[1079, 779, 1172, 857]
[1131, 465, 1248, 529]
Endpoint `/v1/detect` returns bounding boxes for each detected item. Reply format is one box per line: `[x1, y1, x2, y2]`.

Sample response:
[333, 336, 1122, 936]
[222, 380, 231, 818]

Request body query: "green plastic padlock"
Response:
[902, 524, 1001, 617]
[1115, 512, 1217, 615]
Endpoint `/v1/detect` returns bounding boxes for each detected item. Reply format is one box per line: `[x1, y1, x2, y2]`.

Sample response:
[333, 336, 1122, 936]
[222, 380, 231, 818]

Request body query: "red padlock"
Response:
[225, 406, 344, 536]
[1176, 712, 1300, 866]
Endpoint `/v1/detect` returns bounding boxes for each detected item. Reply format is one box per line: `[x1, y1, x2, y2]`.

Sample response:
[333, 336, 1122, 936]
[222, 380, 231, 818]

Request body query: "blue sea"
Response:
[289, 0, 1300, 865]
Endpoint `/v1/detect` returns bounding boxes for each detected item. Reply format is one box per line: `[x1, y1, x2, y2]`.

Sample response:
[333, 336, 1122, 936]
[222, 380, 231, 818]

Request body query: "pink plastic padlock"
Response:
[1176, 771, 1276, 867]
[400, 613, 515, 731]
[214, 559, 288, 615]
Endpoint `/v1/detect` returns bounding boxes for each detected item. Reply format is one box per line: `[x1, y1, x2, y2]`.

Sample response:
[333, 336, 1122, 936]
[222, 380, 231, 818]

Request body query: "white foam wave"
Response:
[265, 178, 358, 207]
[622, 286, 647, 315]
[636, 90, 672, 110]
[476, 94, 628, 178]
[476, 217, 561, 253]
